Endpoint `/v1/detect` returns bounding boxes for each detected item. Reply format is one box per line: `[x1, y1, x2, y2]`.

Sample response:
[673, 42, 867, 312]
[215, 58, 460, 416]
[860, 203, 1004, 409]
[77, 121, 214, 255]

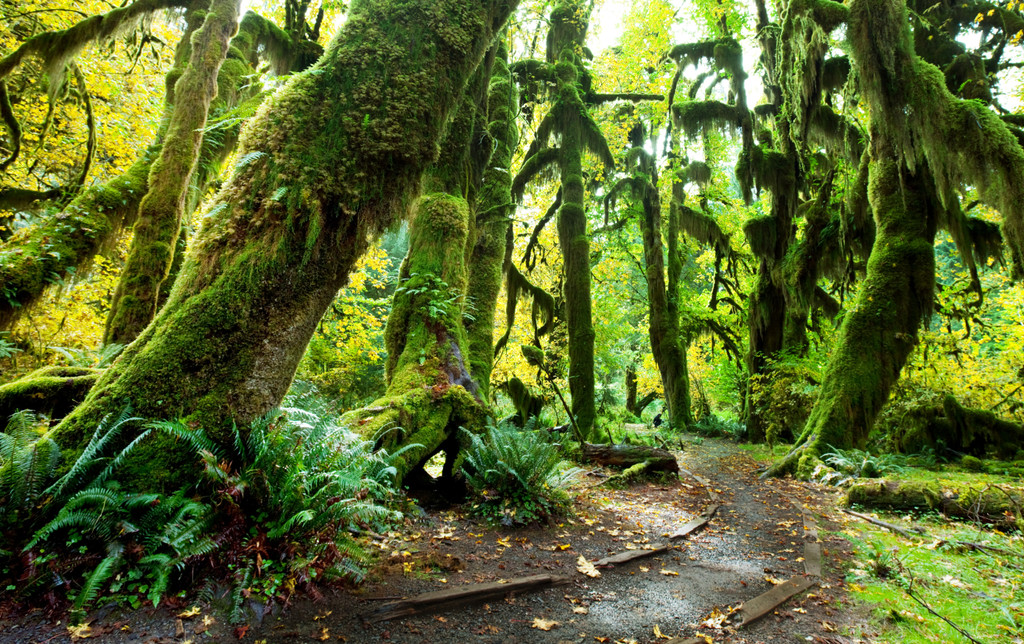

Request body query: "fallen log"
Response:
[669, 504, 719, 540]
[842, 508, 927, 538]
[845, 480, 1023, 528]
[362, 574, 571, 623]
[582, 442, 679, 473]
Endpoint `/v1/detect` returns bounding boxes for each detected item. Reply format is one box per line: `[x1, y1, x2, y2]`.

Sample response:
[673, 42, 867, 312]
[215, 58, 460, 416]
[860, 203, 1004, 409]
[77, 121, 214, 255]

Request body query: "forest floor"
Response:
[0, 438, 876, 644]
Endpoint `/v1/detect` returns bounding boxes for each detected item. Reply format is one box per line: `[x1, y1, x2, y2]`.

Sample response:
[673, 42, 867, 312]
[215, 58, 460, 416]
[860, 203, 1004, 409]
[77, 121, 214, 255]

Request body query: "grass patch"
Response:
[840, 510, 1024, 642]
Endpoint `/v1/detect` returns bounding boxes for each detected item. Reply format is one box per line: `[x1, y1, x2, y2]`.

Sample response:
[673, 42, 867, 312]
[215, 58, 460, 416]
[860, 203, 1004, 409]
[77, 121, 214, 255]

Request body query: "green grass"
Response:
[840, 511, 1024, 643]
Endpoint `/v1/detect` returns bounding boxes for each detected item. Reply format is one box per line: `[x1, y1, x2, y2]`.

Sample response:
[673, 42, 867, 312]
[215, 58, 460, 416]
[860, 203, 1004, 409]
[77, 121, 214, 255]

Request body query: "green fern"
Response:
[462, 419, 578, 525]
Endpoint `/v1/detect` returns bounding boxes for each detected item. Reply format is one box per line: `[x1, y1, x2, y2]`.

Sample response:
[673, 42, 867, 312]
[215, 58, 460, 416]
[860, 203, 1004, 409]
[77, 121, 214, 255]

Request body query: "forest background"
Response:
[1, 0, 1024, 629]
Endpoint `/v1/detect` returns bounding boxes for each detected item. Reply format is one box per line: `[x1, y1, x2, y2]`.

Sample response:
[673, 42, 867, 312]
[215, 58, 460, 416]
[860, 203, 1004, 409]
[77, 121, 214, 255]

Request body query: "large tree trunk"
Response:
[103, 0, 240, 345]
[639, 153, 692, 429]
[53, 0, 519, 456]
[768, 151, 937, 477]
[343, 193, 482, 483]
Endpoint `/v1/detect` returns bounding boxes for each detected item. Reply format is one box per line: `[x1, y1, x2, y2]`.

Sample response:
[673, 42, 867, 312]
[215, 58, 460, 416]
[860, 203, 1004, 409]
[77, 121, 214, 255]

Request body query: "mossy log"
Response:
[53, 0, 520, 457]
[891, 394, 1024, 458]
[582, 443, 679, 474]
[845, 479, 1023, 528]
[0, 366, 100, 419]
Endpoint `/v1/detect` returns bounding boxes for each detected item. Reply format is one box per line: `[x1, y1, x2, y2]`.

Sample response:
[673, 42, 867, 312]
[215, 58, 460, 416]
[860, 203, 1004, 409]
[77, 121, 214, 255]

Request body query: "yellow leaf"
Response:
[531, 617, 559, 631]
[576, 555, 601, 578]
[653, 623, 671, 639]
[177, 606, 201, 618]
[659, 569, 679, 576]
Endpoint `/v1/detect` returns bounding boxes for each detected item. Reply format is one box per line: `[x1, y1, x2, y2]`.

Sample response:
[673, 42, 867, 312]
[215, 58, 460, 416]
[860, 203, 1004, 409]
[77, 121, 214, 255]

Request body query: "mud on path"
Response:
[0, 438, 867, 643]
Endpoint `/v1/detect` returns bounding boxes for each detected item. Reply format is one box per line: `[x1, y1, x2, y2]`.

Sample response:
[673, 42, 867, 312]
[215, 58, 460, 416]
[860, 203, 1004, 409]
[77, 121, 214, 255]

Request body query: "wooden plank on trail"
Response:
[735, 575, 817, 628]
[669, 504, 719, 540]
[363, 574, 571, 623]
[799, 506, 822, 577]
[595, 543, 670, 567]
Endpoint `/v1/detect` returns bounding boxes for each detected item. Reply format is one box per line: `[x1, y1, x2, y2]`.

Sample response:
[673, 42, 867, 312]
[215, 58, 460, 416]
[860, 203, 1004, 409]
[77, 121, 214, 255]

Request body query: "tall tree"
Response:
[52, 0, 520, 471]
[511, 0, 614, 438]
[769, 0, 1024, 476]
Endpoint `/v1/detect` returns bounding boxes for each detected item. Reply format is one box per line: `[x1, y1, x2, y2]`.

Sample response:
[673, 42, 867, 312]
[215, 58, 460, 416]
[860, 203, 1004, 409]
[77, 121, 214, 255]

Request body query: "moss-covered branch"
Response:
[54, 0, 520, 455]
[104, 0, 241, 345]
[0, 81, 22, 172]
[0, 0, 189, 86]
[0, 366, 101, 419]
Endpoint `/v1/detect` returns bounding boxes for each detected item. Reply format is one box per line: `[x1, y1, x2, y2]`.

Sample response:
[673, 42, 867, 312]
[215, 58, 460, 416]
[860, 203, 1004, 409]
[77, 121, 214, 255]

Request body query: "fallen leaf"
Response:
[496, 537, 512, 547]
[576, 556, 601, 578]
[764, 575, 784, 585]
[177, 606, 201, 618]
[314, 610, 332, 621]
[67, 623, 93, 639]
[659, 569, 679, 576]
[532, 617, 559, 631]
[573, 606, 589, 614]
[558, 543, 572, 550]
[317, 626, 330, 641]
[653, 623, 671, 639]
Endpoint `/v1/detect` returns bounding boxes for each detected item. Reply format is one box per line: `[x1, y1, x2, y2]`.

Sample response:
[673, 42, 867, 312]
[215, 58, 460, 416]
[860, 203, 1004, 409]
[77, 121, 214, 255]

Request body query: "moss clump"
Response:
[0, 366, 100, 419]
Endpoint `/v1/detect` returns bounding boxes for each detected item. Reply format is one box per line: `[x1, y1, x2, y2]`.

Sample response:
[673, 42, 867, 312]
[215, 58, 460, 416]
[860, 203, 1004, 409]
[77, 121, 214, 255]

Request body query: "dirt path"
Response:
[0, 439, 864, 643]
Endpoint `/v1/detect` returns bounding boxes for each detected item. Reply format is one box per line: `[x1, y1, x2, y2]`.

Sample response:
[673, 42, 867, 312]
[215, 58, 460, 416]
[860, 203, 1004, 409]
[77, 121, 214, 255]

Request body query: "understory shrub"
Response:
[462, 419, 578, 526]
[1, 390, 404, 622]
[817, 446, 909, 486]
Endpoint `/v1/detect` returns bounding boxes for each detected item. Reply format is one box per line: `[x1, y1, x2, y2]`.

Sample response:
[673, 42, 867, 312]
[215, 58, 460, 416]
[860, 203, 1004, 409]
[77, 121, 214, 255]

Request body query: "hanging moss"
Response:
[743, 216, 779, 259]
[53, 0, 520, 457]
[0, 0, 185, 90]
[672, 100, 739, 139]
[494, 265, 556, 357]
[769, 155, 938, 477]
[104, 0, 241, 346]
[820, 56, 850, 91]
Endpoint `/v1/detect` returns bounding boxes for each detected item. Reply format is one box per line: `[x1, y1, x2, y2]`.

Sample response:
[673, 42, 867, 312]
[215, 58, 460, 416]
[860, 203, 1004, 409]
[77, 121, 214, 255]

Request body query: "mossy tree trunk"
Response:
[769, 0, 1024, 477]
[636, 144, 692, 429]
[343, 194, 483, 483]
[768, 149, 937, 477]
[464, 45, 519, 400]
[510, 1, 612, 439]
[343, 44, 521, 485]
[103, 0, 241, 345]
[53, 0, 520, 457]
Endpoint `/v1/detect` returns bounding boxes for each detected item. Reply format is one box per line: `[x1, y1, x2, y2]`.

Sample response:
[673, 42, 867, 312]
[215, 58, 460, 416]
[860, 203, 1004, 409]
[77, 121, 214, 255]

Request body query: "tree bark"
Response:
[464, 45, 519, 399]
[104, 0, 241, 345]
[53, 0, 520, 454]
[768, 151, 937, 477]
[638, 150, 692, 429]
